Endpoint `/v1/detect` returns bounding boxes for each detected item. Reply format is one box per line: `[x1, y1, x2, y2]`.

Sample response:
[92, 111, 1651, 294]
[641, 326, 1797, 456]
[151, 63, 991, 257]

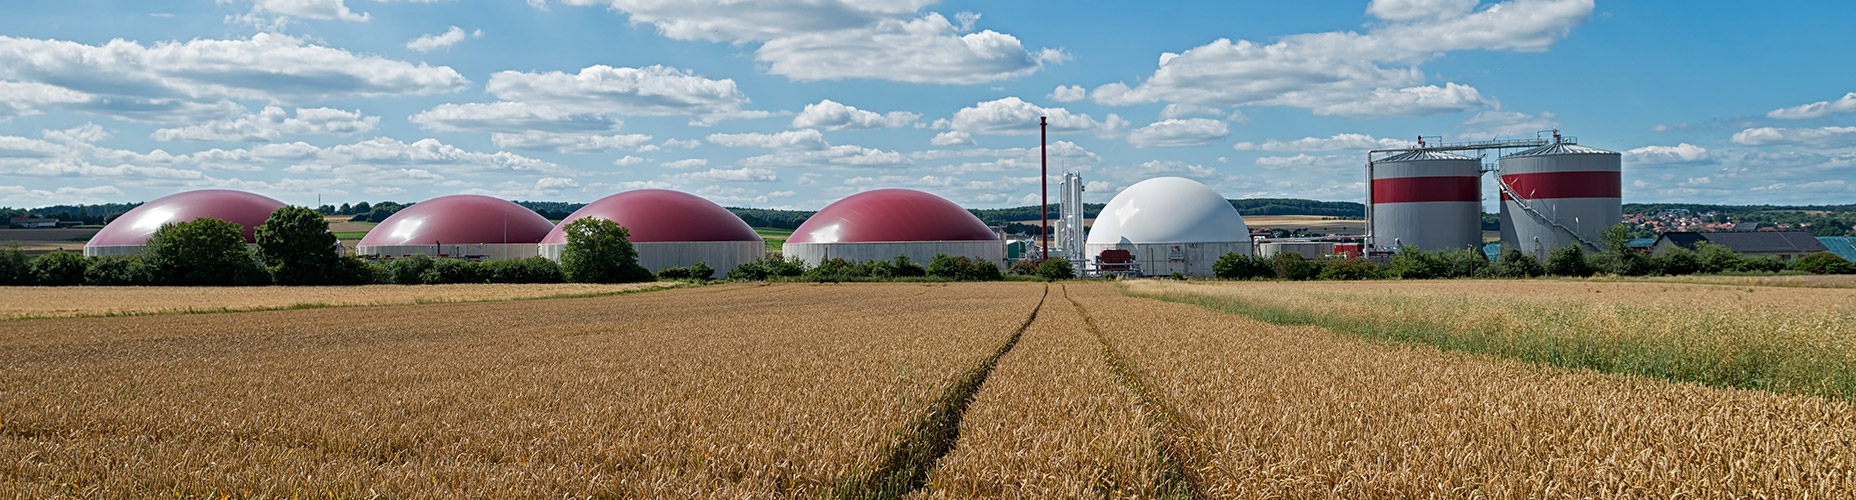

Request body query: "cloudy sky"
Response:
[2, 0, 1852, 210]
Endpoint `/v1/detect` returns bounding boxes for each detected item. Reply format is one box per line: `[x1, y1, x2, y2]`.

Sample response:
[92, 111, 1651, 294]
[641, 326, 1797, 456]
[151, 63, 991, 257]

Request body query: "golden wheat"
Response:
[0, 283, 676, 320]
[908, 284, 1174, 499]
[0, 282, 1044, 498]
[1126, 279, 1856, 399]
[1070, 281, 1856, 498]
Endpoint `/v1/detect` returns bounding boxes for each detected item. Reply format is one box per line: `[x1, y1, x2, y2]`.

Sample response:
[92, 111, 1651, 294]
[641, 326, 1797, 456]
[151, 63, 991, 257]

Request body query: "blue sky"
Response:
[2, 0, 1852, 210]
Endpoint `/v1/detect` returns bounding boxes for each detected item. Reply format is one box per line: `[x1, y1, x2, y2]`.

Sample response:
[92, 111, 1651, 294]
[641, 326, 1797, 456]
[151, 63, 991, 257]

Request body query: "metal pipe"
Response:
[1040, 116, 1048, 262]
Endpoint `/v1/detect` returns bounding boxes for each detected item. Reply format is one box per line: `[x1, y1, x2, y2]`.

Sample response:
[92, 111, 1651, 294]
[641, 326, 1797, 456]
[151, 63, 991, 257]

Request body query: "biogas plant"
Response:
[81, 125, 1621, 280]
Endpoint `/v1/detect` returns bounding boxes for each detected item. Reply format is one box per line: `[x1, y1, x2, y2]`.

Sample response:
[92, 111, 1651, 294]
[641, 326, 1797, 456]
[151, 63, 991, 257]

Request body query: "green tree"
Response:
[1272, 253, 1320, 280]
[83, 256, 153, 286]
[1491, 248, 1545, 278]
[1694, 241, 1743, 274]
[1544, 244, 1593, 277]
[1656, 246, 1702, 275]
[256, 206, 342, 285]
[1591, 224, 1651, 276]
[1390, 247, 1449, 279]
[1440, 248, 1488, 278]
[0, 243, 28, 285]
[29, 251, 88, 286]
[143, 218, 270, 286]
[1317, 258, 1385, 280]
[386, 255, 436, 284]
[1792, 252, 1856, 275]
[559, 217, 651, 283]
[1034, 258, 1075, 280]
[1212, 253, 1273, 280]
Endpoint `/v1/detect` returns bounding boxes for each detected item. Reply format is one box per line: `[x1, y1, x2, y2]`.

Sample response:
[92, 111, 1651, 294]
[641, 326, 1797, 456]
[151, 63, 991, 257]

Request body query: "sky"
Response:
[1, 0, 1853, 211]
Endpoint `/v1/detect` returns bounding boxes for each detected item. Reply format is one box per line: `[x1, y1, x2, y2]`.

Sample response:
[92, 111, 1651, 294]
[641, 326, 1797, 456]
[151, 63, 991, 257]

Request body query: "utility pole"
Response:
[1040, 116, 1048, 262]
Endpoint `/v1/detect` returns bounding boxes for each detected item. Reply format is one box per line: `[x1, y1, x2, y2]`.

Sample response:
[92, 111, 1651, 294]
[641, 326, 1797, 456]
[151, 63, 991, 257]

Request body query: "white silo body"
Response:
[1370, 150, 1483, 252]
[1084, 177, 1251, 277]
[1497, 142, 1622, 259]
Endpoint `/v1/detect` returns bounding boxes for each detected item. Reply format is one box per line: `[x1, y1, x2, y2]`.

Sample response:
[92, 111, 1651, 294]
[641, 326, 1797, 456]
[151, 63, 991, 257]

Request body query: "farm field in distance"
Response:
[4, 280, 1855, 498]
[0, 282, 672, 320]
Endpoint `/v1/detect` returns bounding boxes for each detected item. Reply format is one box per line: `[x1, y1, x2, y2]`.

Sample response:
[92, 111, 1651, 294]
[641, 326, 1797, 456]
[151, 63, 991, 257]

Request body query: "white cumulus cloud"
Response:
[791, 99, 918, 130]
[1766, 92, 1856, 120]
[407, 26, 483, 53]
[948, 97, 1125, 137]
[1624, 143, 1712, 165]
[1234, 133, 1409, 152]
[1126, 118, 1228, 148]
[152, 106, 378, 142]
[707, 129, 828, 150]
[1731, 126, 1856, 147]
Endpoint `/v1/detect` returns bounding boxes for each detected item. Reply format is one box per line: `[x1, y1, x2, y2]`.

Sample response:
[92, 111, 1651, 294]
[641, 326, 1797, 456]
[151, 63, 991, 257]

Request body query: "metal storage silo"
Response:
[1370, 150, 1483, 252]
[1497, 140, 1621, 259]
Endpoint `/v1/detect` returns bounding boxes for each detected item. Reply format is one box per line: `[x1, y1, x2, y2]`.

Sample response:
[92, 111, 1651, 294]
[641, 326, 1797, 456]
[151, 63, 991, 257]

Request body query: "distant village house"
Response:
[1651, 230, 1828, 261]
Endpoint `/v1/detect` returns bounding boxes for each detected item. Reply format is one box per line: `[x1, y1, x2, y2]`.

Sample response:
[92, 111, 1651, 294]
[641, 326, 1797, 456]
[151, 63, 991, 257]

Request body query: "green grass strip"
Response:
[1125, 284, 1856, 402]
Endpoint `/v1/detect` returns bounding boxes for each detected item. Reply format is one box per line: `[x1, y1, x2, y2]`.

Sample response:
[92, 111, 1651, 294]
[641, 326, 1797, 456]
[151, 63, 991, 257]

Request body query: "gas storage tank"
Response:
[1370, 150, 1482, 253]
[1497, 141, 1621, 259]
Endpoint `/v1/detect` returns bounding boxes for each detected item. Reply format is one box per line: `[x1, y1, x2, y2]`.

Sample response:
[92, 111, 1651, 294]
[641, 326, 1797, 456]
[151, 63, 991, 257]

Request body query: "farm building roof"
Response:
[1655, 231, 1829, 254]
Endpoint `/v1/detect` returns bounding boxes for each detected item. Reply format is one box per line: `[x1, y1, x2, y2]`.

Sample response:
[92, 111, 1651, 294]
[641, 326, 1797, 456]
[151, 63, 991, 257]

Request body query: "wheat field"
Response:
[1069, 282, 1856, 498]
[5, 280, 1856, 498]
[0, 283, 675, 320]
[1126, 279, 1856, 400]
[0, 282, 1043, 498]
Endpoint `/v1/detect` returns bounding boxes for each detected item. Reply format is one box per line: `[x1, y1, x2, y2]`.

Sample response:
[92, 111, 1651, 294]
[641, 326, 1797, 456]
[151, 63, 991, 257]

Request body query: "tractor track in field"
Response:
[833, 284, 1048, 500]
[1062, 283, 1207, 499]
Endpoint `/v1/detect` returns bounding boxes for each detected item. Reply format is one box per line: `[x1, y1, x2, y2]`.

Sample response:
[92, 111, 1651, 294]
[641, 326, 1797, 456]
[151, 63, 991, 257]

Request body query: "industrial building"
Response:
[1498, 141, 1622, 259]
[538, 189, 763, 278]
[1651, 231, 1828, 261]
[84, 189, 286, 257]
[356, 194, 554, 260]
[1085, 177, 1251, 277]
[782, 188, 1002, 267]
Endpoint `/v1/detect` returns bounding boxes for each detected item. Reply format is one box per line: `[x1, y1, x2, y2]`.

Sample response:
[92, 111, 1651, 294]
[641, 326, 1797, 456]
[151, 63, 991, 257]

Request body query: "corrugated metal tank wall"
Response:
[1498, 143, 1622, 259]
[1370, 150, 1483, 252]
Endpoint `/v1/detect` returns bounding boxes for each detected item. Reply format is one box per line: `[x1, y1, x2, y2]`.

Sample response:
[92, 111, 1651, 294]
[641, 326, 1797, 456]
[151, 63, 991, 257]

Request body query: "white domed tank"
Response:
[1085, 177, 1251, 277]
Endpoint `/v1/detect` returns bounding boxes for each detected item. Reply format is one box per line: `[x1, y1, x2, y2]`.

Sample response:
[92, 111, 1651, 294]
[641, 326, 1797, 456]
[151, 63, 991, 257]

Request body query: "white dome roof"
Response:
[1086, 177, 1248, 244]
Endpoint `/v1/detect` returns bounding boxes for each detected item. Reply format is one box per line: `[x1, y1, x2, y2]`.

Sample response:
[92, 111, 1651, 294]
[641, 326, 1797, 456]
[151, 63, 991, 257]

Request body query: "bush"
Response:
[1735, 256, 1788, 273]
[1272, 253, 1320, 281]
[257, 206, 342, 285]
[0, 244, 28, 285]
[84, 256, 154, 286]
[559, 218, 652, 283]
[1489, 248, 1545, 278]
[1655, 246, 1702, 276]
[927, 254, 1003, 281]
[143, 218, 270, 286]
[1694, 241, 1743, 274]
[1440, 248, 1488, 278]
[1007, 259, 1038, 276]
[419, 258, 486, 284]
[656, 266, 693, 280]
[1390, 247, 1449, 279]
[1034, 258, 1075, 280]
[1213, 253, 1274, 280]
[29, 251, 88, 286]
[332, 256, 389, 285]
[1317, 257, 1385, 280]
[1792, 252, 1856, 275]
[1544, 244, 1593, 277]
[880, 255, 925, 278]
[486, 257, 565, 283]
[727, 255, 808, 280]
[385, 255, 434, 284]
[803, 258, 863, 282]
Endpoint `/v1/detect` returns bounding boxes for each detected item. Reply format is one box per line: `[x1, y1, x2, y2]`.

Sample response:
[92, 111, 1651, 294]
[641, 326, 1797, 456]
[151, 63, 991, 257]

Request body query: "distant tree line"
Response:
[0, 203, 141, 225]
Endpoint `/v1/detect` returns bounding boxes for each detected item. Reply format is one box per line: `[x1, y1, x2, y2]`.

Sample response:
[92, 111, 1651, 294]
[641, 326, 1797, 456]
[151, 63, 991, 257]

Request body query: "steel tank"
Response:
[1497, 141, 1621, 259]
[1370, 150, 1483, 252]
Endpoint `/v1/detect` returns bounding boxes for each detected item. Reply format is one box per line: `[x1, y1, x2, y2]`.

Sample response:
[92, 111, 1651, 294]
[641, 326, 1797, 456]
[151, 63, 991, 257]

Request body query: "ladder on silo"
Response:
[1496, 175, 1601, 251]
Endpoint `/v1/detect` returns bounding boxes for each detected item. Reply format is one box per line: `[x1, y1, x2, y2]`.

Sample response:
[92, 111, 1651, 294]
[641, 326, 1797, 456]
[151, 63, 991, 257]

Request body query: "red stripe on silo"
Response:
[1498, 171, 1621, 200]
[1372, 176, 1480, 203]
